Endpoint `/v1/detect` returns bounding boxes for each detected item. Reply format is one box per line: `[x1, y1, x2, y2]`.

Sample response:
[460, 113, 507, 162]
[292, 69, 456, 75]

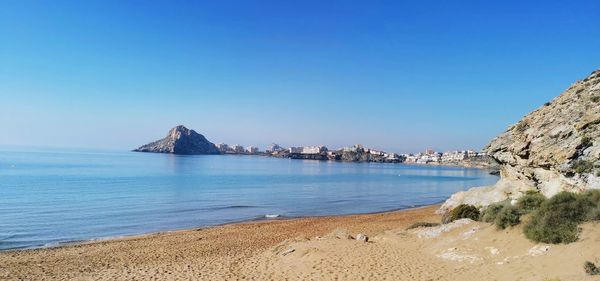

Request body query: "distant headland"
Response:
[133, 125, 220, 155]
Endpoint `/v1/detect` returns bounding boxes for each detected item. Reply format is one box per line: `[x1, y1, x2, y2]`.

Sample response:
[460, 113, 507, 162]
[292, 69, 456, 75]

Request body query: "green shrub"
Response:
[584, 261, 600, 275]
[572, 159, 594, 174]
[494, 205, 521, 229]
[580, 135, 593, 148]
[587, 207, 600, 221]
[406, 222, 440, 230]
[592, 96, 600, 103]
[524, 215, 579, 244]
[480, 200, 510, 223]
[583, 189, 600, 205]
[516, 191, 546, 214]
[523, 192, 596, 244]
[515, 121, 529, 132]
[443, 204, 480, 223]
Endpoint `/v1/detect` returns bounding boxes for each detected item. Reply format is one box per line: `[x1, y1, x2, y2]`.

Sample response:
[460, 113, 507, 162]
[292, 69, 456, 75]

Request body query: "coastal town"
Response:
[214, 142, 492, 168]
[133, 125, 494, 169]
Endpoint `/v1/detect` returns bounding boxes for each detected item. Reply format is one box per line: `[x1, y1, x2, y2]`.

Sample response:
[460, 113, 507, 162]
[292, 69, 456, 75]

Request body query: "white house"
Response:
[246, 146, 258, 154]
[216, 143, 229, 153]
[289, 146, 328, 154]
[232, 145, 245, 153]
[266, 143, 283, 153]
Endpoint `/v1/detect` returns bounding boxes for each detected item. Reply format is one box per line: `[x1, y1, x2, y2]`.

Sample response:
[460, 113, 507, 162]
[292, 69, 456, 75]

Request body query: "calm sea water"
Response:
[0, 147, 498, 250]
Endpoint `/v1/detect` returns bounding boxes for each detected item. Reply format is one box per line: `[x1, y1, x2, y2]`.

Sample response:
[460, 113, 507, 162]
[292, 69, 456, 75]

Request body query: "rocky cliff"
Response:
[134, 125, 220, 155]
[439, 69, 600, 213]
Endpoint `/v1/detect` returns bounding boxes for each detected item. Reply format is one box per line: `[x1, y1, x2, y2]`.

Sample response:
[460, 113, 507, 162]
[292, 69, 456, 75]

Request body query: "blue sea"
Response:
[0, 147, 498, 251]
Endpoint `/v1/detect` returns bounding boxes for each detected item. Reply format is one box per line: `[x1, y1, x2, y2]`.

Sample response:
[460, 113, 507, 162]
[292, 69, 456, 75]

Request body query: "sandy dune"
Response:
[2, 205, 600, 280]
[247, 220, 600, 281]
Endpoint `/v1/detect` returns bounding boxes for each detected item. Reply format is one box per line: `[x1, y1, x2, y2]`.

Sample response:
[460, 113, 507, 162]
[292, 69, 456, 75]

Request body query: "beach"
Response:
[1, 205, 439, 280]
[2, 204, 599, 281]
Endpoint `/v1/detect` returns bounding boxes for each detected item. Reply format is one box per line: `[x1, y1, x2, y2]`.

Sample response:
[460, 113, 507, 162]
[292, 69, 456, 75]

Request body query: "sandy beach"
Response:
[2, 204, 599, 281]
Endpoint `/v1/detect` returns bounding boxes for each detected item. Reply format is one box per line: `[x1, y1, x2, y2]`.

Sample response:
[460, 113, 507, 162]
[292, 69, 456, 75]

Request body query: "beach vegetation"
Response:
[580, 135, 593, 148]
[515, 121, 529, 132]
[481, 200, 521, 229]
[523, 191, 597, 244]
[494, 205, 521, 229]
[480, 200, 510, 223]
[585, 261, 600, 275]
[572, 159, 594, 174]
[479, 190, 600, 243]
[406, 222, 440, 230]
[443, 204, 480, 223]
[516, 191, 546, 214]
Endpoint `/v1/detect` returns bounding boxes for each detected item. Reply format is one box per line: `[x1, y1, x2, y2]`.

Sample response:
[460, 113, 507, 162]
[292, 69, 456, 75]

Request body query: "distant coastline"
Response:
[132, 125, 498, 172]
[216, 143, 497, 171]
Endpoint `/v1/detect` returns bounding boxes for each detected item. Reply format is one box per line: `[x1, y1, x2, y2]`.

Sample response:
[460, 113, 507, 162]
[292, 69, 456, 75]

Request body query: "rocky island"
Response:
[133, 125, 220, 155]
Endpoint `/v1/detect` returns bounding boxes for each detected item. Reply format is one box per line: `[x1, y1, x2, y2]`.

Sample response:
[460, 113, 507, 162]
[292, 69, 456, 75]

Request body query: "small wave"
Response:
[0, 234, 18, 241]
[211, 205, 257, 210]
[325, 199, 352, 204]
[265, 214, 280, 218]
[40, 238, 89, 248]
[40, 241, 61, 248]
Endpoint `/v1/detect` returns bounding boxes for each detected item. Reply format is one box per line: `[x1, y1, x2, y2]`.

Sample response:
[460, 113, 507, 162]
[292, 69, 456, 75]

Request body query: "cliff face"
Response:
[134, 125, 220, 155]
[439, 69, 600, 213]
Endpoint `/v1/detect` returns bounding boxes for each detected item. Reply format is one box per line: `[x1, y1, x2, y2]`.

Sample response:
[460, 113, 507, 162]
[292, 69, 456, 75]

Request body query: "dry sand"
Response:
[1, 205, 599, 281]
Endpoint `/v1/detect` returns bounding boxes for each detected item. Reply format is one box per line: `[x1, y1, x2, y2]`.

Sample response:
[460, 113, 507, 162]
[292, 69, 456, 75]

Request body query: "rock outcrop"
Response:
[134, 125, 220, 155]
[439, 69, 600, 213]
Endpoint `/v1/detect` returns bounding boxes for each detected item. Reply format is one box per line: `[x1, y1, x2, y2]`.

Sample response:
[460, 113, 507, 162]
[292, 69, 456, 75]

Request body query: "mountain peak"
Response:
[134, 126, 220, 155]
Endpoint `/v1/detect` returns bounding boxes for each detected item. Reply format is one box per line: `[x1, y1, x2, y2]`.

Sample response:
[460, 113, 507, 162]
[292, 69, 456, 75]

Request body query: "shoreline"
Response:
[3, 202, 597, 281]
[2, 203, 443, 253]
[216, 152, 496, 170]
[138, 151, 495, 171]
[1, 204, 443, 280]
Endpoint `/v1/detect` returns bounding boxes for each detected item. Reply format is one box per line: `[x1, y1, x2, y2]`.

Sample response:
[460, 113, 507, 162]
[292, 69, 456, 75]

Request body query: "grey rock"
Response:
[355, 233, 369, 242]
[134, 125, 220, 155]
[440, 69, 600, 213]
[281, 248, 295, 256]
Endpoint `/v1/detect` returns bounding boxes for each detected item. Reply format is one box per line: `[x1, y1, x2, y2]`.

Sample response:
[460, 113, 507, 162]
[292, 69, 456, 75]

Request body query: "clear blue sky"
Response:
[1, 1, 599, 153]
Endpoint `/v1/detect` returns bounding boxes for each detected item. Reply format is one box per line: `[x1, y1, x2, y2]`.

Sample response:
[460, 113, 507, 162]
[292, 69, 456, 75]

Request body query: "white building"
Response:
[405, 154, 419, 163]
[266, 143, 283, 153]
[385, 153, 402, 161]
[246, 146, 259, 154]
[232, 145, 245, 153]
[289, 146, 328, 154]
[441, 151, 467, 162]
[302, 146, 327, 154]
[216, 143, 229, 153]
[467, 150, 479, 158]
[440, 150, 483, 162]
[343, 144, 363, 152]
